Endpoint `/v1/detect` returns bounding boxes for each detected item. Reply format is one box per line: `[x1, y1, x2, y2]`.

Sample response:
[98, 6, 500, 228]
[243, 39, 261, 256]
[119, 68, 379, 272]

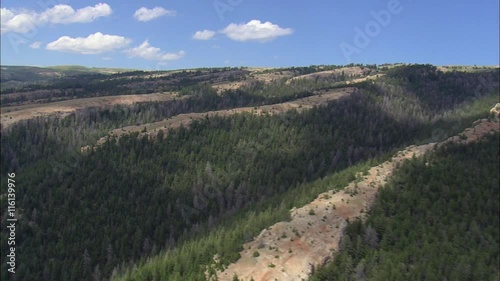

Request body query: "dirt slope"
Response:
[0, 92, 180, 128]
[212, 69, 294, 93]
[89, 87, 356, 148]
[287, 67, 372, 83]
[216, 117, 499, 281]
[212, 67, 376, 93]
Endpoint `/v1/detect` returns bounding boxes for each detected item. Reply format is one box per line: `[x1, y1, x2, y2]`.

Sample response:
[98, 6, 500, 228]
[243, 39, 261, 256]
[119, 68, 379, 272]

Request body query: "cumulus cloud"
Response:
[1, 8, 37, 33]
[124, 40, 185, 61]
[30, 41, 42, 49]
[46, 32, 131, 54]
[221, 20, 293, 42]
[1, 3, 112, 33]
[134, 7, 175, 22]
[192, 30, 216, 40]
[39, 3, 112, 24]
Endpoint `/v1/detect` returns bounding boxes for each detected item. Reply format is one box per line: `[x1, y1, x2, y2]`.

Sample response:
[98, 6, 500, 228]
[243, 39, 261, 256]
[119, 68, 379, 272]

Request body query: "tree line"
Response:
[311, 133, 499, 281]
[0, 65, 498, 281]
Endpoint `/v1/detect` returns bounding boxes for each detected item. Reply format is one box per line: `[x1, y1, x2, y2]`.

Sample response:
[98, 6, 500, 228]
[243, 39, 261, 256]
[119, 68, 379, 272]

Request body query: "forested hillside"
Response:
[0, 64, 498, 281]
[0, 64, 362, 106]
[311, 133, 499, 281]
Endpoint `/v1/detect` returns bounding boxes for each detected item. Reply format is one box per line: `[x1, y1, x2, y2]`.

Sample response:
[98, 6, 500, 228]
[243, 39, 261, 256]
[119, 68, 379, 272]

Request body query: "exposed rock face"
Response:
[490, 103, 500, 120]
[80, 145, 92, 153]
[217, 114, 499, 281]
[217, 143, 433, 281]
[446, 119, 499, 145]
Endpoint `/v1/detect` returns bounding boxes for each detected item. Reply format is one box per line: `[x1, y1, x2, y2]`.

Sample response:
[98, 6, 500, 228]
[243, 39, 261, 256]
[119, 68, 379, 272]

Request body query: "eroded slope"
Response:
[89, 87, 356, 147]
[1, 92, 180, 128]
[216, 117, 499, 281]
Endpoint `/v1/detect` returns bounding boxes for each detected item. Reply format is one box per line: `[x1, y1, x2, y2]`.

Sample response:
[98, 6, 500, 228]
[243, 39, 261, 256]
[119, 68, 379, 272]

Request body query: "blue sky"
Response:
[1, 0, 498, 70]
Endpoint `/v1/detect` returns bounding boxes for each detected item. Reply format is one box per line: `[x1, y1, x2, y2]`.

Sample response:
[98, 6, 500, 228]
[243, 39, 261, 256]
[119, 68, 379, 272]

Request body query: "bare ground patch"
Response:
[215, 117, 499, 281]
[212, 69, 296, 93]
[88, 87, 356, 149]
[346, 74, 385, 84]
[0, 92, 180, 128]
[287, 67, 372, 83]
[193, 67, 380, 94]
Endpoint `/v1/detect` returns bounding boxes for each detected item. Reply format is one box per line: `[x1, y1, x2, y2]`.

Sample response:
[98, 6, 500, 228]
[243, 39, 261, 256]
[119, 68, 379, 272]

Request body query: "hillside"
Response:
[0, 92, 181, 128]
[0, 64, 499, 281]
[218, 116, 499, 280]
[312, 129, 499, 281]
[87, 87, 355, 149]
[0, 65, 134, 94]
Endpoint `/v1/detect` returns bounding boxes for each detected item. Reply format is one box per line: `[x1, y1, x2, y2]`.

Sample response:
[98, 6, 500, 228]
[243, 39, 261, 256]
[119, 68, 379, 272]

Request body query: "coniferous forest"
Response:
[311, 134, 499, 281]
[0, 64, 499, 281]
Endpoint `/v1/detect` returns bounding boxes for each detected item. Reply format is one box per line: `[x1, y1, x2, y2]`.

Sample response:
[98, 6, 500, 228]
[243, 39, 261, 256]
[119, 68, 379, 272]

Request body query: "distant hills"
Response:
[0, 65, 135, 83]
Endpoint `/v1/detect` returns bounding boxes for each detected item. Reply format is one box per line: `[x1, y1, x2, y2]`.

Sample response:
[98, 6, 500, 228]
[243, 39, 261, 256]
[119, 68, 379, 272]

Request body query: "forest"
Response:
[0, 64, 498, 281]
[311, 133, 499, 281]
[0, 67, 247, 105]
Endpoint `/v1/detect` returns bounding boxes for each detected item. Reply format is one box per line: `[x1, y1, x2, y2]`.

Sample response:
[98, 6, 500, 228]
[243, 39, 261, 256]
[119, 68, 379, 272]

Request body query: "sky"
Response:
[1, 0, 499, 70]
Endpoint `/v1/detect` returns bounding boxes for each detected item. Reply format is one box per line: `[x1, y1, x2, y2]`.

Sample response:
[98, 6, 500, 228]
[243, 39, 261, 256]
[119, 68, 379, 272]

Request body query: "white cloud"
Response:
[124, 40, 185, 61]
[0, 8, 14, 21]
[102, 56, 113, 61]
[134, 7, 175, 22]
[46, 32, 131, 54]
[30, 41, 42, 49]
[1, 8, 37, 33]
[1, 3, 112, 33]
[40, 3, 112, 24]
[221, 20, 293, 42]
[192, 30, 216, 40]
